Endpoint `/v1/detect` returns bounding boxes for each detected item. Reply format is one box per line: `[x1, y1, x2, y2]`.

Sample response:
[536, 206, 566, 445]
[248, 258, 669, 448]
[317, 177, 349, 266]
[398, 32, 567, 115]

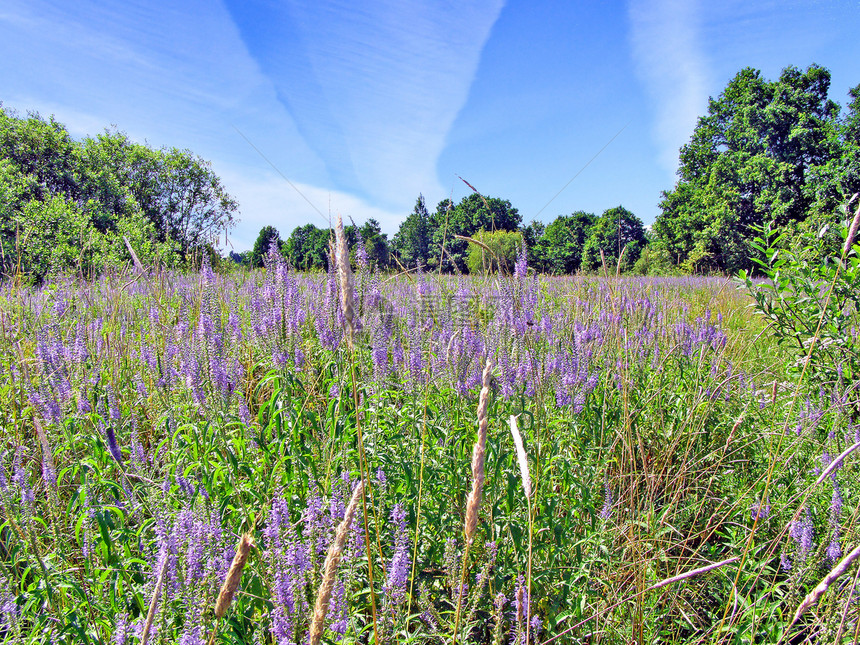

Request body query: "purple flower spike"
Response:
[599, 483, 613, 520]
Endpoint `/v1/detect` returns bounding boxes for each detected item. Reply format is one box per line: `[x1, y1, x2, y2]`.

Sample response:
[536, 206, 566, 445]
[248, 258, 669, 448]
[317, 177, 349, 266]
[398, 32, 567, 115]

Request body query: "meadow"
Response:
[0, 238, 858, 644]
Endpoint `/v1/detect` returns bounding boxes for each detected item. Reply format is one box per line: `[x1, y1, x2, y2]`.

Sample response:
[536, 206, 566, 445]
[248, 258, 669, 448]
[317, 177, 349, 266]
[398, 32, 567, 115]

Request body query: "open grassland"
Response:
[0, 256, 858, 644]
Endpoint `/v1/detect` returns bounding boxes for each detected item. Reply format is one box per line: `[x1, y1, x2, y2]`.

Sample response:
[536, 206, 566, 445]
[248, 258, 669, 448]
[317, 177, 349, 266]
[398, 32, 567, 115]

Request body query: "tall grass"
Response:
[0, 250, 857, 643]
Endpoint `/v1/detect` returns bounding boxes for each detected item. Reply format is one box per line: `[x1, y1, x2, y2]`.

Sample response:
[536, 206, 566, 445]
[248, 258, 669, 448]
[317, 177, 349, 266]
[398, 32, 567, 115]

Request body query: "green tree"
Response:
[249, 225, 282, 268]
[581, 206, 646, 273]
[539, 211, 596, 274]
[521, 220, 547, 272]
[652, 65, 843, 273]
[466, 230, 523, 275]
[0, 107, 78, 201]
[284, 223, 330, 271]
[358, 218, 389, 269]
[392, 195, 432, 268]
[0, 108, 185, 279]
[430, 193, 520, 273]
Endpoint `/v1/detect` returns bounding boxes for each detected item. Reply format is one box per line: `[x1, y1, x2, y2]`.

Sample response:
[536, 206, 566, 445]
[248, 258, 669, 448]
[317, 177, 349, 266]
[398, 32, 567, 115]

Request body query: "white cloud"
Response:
[627, 0, 711, 180]
[227, 0, 506, 209]
[219, 169, 405, 251]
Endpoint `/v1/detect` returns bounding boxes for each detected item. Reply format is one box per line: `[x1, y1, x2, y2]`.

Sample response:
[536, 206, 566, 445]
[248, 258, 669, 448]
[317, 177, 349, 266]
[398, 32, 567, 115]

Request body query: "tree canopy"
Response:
[652, 64, 856, 273]
[0, 106, 237, 280]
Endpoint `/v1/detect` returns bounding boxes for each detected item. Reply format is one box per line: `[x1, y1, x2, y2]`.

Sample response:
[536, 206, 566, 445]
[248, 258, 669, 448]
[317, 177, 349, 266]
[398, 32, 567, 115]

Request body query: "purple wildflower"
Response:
[384, 503, 410, 607]
[750, 499, 770, 521]
[827, 537, 842, 562]
[113, 612, 129, 645]
[102, 422, 123, 465]
[790, 508, 814, 560]
[599, 483, 613, 520]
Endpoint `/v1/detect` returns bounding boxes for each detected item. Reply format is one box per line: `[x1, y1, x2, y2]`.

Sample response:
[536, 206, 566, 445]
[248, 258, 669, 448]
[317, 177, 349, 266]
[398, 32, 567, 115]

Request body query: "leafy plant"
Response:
[740, 197, 860, 389]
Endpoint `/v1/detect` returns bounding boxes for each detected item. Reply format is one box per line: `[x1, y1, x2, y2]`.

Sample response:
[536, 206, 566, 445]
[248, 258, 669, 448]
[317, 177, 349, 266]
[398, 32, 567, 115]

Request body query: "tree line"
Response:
[3, 63, 857, 280]
[240, 195, 648, 275]
[243, 64, 858, 276]
[0, 104, 237, 281]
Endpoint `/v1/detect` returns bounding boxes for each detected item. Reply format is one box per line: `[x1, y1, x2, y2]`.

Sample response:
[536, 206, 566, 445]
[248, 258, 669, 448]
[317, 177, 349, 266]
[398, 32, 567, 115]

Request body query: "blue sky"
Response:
[2, 0, 859, 250]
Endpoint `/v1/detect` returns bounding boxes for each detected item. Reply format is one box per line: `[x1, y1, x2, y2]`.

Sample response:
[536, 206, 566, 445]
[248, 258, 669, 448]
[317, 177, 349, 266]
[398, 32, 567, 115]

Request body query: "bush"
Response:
[466, 229, 523, 275]
[740, 198, 860, 389]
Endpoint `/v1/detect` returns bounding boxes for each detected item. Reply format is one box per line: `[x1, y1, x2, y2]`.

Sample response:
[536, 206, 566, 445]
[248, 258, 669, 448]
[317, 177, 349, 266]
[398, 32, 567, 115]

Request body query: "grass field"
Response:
[0, 248, 857, 644]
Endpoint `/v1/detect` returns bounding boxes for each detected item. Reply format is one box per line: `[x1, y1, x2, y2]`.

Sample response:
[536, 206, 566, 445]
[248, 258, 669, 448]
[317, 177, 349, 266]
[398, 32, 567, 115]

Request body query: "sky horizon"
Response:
[2, 1, 859, 251]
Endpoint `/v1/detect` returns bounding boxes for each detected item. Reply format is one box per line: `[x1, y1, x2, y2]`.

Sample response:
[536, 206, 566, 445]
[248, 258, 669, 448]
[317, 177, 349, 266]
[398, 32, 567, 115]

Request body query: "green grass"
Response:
[0, 266, 857, 644]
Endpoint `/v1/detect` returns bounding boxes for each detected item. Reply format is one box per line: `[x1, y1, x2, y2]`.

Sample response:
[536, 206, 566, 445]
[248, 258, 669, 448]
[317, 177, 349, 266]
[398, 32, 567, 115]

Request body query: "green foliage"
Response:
[284, 223, 330, 270]
[538, 211, 596, 274]
[249, 225, 282, 268]
[581, 206, 647, 273]
[430, 194, 521, 273]
[0, 105, 236, 280]
[392, 194, 431, 269]
[653, 64, 855, 273]
[521, 219, 547, 272]
[465, 229, 523, 275]
[357, 218, 390, 269]
[741, 205, 860, 387]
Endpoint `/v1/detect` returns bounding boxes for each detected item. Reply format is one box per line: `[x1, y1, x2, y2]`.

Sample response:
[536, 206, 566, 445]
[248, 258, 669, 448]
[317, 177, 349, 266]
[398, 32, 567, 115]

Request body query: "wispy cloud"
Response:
[219, 168, 404, 250]
[627, 0, 711, 181]
[224, 0, 506, 208]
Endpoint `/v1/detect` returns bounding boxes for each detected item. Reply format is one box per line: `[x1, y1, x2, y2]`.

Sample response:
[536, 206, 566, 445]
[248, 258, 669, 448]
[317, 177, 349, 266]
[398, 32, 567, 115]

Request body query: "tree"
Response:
[358, 218, 390, 269]
[652, 65, 842, 273]
[521, 220, 547, 272]
[430, 194, 521, 273]
[539, 211, 595, 274]
[466, 230, 523, 274]
[249, 225, 282, 268]
[392, 195, 432, 268]
[0, 107, 78, 201]
[284, 223, 330, 271]
[581, 206, 646, 273]
[0, 107, 187, 279]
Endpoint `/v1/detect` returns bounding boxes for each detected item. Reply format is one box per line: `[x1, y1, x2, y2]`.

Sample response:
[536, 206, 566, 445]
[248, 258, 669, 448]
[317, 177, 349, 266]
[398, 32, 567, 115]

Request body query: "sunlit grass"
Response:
[0, 259, 856, 644]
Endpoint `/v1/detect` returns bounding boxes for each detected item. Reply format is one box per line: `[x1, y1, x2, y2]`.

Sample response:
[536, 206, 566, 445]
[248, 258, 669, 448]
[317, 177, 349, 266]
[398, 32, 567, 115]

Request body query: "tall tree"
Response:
[284, 223, 330, 271]
[392, 195, 431, 268]
[522, 219, 547, 272]
[581, 206, 646, 273]
[249, 225, 281, 268]
[430, 193, 520, 273]
[652, 65, 842, 272]
[358, 218, 390, 269]
[539, 211, 596, 274]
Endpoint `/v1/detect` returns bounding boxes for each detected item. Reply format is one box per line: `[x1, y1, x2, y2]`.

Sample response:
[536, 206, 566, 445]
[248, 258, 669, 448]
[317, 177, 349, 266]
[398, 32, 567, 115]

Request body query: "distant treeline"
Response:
[239, 64, 860, 276]
[236, 197, 649, 275]
[0, 104, 237, 281]
[3, 63, 858, 280]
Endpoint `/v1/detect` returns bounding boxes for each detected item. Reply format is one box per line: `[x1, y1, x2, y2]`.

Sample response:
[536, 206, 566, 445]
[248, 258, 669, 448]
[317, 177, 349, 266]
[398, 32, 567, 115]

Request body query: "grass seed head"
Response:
[465, 357, 493, 543]
[334, 214, 355, 348]
[309, 481, 364, 645]
[509, 415, 532, 499]
[214, 532, 254, 619]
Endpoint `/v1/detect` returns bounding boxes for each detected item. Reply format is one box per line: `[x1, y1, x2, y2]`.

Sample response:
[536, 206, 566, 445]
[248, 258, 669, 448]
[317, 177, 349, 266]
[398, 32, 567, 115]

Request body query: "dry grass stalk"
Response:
[141, 552, 169, 645]
[334, 214, 355, 349]
[215, 532, 254, 618]
[508, 415, 532, 499]
[465, 358, 493, 544]
[309, 481, 364, 645]
[814, 440, 860, 488]
[122, 235, 144, 273]
[842, 193, 860, 256]
[543, 556, 740, 644]
[786, 543, 860, 634]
